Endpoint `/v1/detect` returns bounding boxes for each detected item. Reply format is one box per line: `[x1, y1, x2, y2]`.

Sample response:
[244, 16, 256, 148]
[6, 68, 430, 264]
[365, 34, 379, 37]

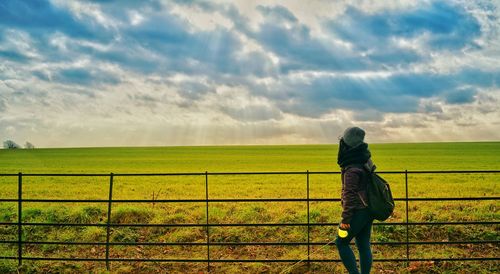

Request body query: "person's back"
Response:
[336, 127, 374, 274]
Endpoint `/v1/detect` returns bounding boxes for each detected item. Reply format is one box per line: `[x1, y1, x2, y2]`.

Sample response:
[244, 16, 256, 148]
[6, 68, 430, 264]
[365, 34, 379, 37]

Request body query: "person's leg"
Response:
[336, 209, 372, 274]
[336, 236, 359, 274]
[355, 214, 373, 274]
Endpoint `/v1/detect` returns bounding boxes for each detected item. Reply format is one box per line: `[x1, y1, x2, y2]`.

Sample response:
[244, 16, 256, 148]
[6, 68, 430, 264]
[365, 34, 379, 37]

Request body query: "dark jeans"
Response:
[335, 208, 374, 274]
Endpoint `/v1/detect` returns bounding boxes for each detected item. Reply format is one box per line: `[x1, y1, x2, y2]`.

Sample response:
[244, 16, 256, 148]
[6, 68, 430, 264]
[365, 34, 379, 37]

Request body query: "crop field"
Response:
[0, 142, 499, 273]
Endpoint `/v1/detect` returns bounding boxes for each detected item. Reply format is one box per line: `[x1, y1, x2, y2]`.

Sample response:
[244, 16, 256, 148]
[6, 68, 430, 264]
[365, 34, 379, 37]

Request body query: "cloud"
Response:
[256, 5, 298, 23]
[0, 97, 6, 112]
[328, 2, 481, 50]
[127, 93, 159, 110]
[32, 67, 121, 86]
[249, 5, 367, 73]
[175, 80, 213, 100]
[444, 88, 477, 104]
[117, 10, 274, 77]
[220, 104, 283, 122]
[0, 49, 30, 62]
[384, 116, 427, 129]
[0, 0, 111, 42]
[63, 2, 273, 79]
[456, 68, 500, 87]
[264, 69, 498, 118]
[352, 109, 385, 122]
[323, 2, 482, 70]
[171, 0, 222, 13]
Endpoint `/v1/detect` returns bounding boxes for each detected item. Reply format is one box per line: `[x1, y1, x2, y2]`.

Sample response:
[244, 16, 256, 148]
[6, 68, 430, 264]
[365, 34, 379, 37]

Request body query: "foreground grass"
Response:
[0, 142, 499, 273]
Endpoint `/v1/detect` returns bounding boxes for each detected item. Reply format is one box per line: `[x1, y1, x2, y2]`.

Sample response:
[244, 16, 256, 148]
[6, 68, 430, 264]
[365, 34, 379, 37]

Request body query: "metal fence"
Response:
[0, 170, 499, 272]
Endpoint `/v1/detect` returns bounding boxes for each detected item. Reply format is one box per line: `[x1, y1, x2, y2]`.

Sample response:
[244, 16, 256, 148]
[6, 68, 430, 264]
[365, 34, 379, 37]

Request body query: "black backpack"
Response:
[363, 165, 395, 221]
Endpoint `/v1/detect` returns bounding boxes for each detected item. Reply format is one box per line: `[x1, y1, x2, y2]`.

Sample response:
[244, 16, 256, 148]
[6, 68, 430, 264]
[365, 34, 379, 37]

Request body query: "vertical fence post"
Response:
[105, 173, 114, 270]
[17, 172, 22, 267]
[306, 170, 310, 268]
[405, 170, 410, 267]
[205, 171, 210, 273]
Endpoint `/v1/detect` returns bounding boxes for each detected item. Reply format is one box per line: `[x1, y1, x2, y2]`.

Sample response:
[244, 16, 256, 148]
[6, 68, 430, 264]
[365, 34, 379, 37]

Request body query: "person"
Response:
[335, 127, 375, 274]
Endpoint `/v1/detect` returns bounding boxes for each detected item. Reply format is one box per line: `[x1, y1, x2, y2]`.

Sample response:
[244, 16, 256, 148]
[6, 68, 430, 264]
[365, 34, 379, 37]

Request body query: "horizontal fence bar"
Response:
[1, 197, 498, 203]
[1, 170, 500, 177]
[399, 197, 500, 201]
[0, 173, 206, 177]
[2, 221, 498, 227]
[395, 170, 500, 174]
[2, 240, 497, 246]
[1, 257, 498, 263]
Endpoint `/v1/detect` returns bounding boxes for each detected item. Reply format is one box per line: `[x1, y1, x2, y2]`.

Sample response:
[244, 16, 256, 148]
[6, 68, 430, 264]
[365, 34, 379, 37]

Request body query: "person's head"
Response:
[341, 127, 366, 148]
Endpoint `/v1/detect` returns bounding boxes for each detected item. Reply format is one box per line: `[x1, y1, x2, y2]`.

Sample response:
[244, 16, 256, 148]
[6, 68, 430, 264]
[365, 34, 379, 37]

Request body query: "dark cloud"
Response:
[128, 93, 158, 109]
[321, 2, 483, 71]
[41, 2, 274, 80]
[457, 69, 500, 87]
[0, 49, 30, 62]
[31, 71, 50, 81]
[266, 69, 498, 118]
[33, 68, 121, 86]
[444, 88, 477, 104]
[420, 101, 443, 114]
[0, 0, 111, 42]
[241, 2, 482, 74]
[476, 92, 498, 114]
[270, 74, 421, 117]
[0, 0, 117, 73]
[327, 2, 481, 52]
[87, 0, 161, 7]
[176, 81, 213, 100]
[398, 2, 481, 49]
[0, 97, 6, 112]
[71, 45, 160, 75]
[171, 0, 220, 12]
[115, 10, 273, 77]
[256, 5, 298, 23]
[250, 5, 367, 73]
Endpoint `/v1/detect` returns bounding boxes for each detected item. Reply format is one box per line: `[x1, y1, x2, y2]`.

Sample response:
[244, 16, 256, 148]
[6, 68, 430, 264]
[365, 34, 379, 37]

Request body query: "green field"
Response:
[0, 143, 499, 273]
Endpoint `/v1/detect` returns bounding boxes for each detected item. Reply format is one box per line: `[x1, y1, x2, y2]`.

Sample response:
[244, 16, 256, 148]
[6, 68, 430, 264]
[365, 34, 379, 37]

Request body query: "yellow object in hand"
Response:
[338, 227, 348, 238]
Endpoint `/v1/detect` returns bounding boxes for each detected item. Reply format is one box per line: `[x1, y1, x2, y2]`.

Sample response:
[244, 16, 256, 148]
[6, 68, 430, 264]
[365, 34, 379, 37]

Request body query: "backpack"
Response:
[363, 165, 395, 221]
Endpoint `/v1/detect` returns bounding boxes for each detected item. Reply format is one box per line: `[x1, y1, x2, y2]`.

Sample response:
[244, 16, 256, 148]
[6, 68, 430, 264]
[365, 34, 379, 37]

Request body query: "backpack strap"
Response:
[362, 159, 376, 173]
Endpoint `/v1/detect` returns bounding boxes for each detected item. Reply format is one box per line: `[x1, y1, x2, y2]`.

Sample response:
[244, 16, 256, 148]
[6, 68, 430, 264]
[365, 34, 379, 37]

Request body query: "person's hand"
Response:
[340, 223, 350, 229]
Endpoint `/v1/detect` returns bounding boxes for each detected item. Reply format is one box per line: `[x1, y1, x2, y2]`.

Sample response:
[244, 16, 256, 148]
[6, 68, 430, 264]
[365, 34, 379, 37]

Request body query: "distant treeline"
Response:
[3, 140, 35, 149]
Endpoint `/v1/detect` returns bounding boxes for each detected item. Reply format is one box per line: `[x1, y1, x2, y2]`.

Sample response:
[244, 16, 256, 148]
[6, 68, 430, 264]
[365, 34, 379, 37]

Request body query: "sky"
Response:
[0, 0, 499, 148]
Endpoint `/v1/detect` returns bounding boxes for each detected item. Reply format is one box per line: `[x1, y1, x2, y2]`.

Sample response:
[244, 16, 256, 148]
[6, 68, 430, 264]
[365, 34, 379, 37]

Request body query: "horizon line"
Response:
[2, 140, 500, 150]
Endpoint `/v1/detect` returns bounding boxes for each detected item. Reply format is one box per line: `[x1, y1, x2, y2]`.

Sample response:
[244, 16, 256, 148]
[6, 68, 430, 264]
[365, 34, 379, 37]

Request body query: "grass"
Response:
[2, 142, 500, 173]
[0, 142, 499, 273]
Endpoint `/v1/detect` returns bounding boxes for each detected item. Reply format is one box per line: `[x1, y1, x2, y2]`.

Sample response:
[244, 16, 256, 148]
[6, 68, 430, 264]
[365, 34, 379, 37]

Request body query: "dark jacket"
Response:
[340, 163, 370, 224]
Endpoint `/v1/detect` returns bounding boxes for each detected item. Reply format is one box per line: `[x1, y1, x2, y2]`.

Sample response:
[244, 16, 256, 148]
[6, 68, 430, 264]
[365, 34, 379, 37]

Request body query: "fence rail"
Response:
[0, 170, 499, 272]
